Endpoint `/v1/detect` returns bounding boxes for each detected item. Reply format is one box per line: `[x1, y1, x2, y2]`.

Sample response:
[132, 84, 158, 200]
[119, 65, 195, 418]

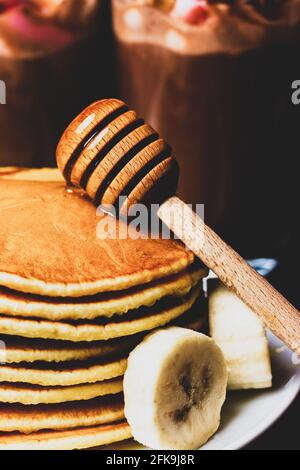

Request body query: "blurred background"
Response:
[0, 0, 299, 449]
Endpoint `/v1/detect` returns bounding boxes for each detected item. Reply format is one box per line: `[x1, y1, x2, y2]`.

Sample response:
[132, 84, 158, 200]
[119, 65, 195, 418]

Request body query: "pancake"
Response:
[0, 395, 124, 433]
[0, 266, 206, 320]
[0, 296, 206, 364]
[0, 334, 137, 364]
[0, 378, 123, 405]
[0, 179, 194, 297]
[0, 168, 200, 450]
[0, 167, 63, 182]
[0, 421, 131, 450]
[0, 286, 200, 342]
[0, 307, 206, 405]
[0, 356, 127, 386]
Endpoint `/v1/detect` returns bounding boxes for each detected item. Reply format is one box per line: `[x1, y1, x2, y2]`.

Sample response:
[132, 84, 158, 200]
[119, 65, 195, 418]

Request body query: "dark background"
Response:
[0, 0, 298, 450]
[245, 394, 299, 449]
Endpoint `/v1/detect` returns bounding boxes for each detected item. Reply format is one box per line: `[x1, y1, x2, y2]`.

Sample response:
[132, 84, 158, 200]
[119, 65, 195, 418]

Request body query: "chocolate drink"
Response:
[0, 0, 114, 167]
[113, 0, 300, 257]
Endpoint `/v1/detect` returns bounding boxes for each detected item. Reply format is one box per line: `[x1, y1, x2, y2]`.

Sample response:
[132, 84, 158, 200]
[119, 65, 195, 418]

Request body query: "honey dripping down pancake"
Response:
[0, 285, 201, 342]
[0, 179, 194, 297]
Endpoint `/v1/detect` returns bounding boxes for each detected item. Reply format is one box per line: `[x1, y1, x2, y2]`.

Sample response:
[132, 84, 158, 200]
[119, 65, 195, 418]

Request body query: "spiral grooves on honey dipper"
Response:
[57, 99, 178, 213]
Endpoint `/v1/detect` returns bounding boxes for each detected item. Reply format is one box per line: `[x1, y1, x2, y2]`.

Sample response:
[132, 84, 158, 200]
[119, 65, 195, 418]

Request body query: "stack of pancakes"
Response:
[0, 168, 207, 450]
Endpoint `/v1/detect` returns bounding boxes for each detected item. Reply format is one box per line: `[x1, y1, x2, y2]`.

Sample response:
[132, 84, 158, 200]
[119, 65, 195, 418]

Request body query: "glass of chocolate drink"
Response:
[112, 0, 300, 257]
[0, 0, 114, 167]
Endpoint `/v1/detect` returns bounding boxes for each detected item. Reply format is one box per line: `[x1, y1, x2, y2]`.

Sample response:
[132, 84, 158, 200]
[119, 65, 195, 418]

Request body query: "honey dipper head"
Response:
[56, 99, 179, 213]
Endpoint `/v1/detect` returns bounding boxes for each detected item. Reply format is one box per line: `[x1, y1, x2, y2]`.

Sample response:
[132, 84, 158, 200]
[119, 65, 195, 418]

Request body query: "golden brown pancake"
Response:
[0, 266, 206, 320]
[0, 355, 127, 386]
[0, 378, 123, 405]
[0, 297, 206, 365]
[0, 286, 200, 342]
[0, 421, 131, 450]
[0, 334, 137, 364]
[0, 395, 124, 433]
[0, 168, 204, 450]
[0, 167, 63, 182]
[0, 179, 193, 297]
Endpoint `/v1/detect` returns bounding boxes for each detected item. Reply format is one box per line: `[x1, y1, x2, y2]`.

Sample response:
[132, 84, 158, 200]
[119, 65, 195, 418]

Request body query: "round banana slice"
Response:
[124, 327, 228, 450]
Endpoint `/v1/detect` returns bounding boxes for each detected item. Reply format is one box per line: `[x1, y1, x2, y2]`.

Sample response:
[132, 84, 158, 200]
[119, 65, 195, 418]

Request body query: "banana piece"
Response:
[123, 327, 227, 450]
[209, 282, 272, 390]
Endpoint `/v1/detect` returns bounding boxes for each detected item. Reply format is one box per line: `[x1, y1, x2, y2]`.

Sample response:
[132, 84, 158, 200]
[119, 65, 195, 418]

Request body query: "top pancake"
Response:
[0, 167, 64, 182]
[0, 179, 193, 297]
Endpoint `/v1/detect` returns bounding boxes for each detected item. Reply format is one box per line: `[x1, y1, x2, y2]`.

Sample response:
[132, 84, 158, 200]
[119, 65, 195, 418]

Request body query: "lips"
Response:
[3, 7, 74, 48]
[171, 0, 209, 25]
[0, 1, 74, 48]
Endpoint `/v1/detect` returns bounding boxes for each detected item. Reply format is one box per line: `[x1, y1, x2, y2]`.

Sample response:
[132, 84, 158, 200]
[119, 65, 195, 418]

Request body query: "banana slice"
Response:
[209, 282, 272, 390]
[123, 327, 228, 450]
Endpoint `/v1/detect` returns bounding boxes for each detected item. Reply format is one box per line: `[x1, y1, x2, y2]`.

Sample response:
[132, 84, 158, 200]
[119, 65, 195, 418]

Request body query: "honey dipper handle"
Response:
[158, 197, 300, 354]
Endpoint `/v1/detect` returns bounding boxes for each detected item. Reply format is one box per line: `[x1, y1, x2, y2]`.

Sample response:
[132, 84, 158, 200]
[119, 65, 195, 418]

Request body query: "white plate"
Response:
[202, 332, 300, 450]
[104, 331, 300, 451]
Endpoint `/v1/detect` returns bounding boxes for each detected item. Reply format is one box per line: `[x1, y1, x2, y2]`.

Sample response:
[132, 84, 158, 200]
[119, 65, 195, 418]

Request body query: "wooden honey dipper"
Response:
[57, 98, 300, 354]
